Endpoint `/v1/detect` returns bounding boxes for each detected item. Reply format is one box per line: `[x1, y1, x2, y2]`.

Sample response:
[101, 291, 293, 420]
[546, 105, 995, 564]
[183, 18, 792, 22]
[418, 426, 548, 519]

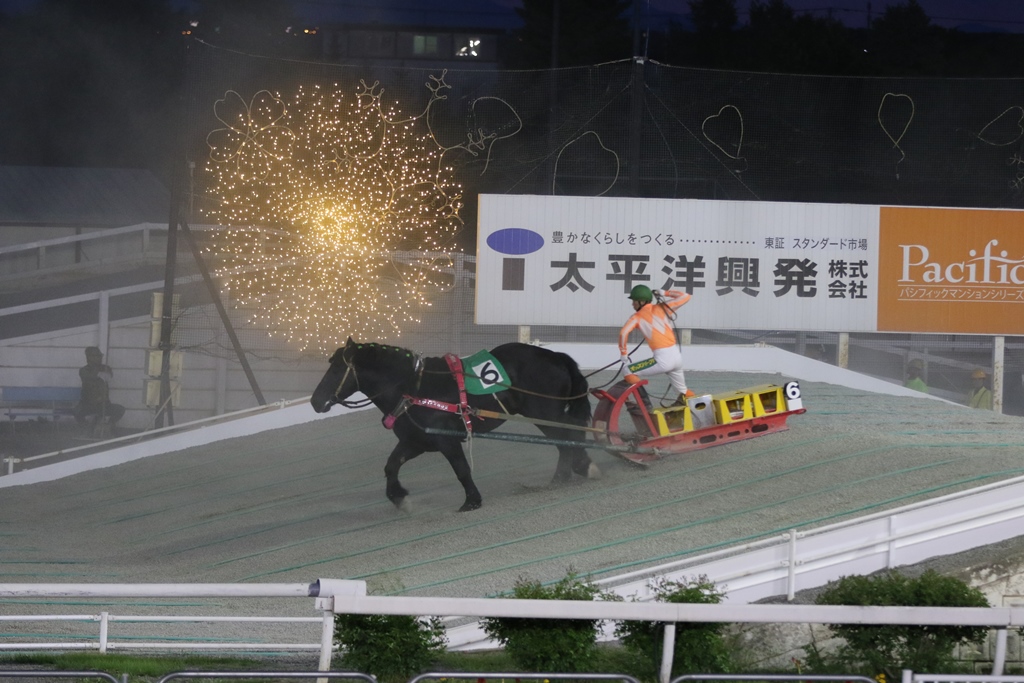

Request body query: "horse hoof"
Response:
[458, 500, 482, 512]
[587, 463, 602, 480]
[393, 497, 412, 514]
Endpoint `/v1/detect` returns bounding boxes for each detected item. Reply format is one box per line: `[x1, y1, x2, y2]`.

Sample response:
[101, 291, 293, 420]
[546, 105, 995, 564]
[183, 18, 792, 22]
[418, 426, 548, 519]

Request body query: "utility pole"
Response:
[547, 0, 560, 193]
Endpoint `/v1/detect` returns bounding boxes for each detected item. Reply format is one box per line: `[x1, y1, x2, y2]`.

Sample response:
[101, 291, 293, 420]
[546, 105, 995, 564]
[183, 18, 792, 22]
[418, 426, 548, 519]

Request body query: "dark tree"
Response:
[508, 0, 632, 69]
[746, 0, 860, 74]
[0, 0, 184, 174]
[689, 0, 737, 34]
[679, 0, 741, 68]
[867, 0, 945, 75]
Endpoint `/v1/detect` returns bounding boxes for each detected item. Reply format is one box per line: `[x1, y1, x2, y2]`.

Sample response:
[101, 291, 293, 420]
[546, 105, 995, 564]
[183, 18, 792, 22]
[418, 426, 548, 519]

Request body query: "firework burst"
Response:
[202, 82, 463, 354]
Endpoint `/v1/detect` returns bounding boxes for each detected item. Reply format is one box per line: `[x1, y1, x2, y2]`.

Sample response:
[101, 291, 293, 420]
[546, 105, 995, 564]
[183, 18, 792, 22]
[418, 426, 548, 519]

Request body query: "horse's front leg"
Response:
[438, 439, 483, 512]
[384, 441, 423, 512]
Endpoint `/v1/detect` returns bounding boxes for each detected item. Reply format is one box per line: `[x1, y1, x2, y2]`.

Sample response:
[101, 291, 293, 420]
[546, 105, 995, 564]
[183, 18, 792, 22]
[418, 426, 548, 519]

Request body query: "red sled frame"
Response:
[590, 379, 806, 464]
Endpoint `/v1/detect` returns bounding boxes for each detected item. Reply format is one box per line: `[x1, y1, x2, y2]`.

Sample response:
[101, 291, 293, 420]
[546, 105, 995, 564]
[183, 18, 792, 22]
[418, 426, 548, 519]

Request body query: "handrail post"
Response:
[787, 529, 798, 600]
[317, 602, 335, 683]
[99, 611, 109, 654]
[659, 622, 676, 683]
[901, 669, 913, 683]
[99, 291, 110, 356]
[887, 515, 897, 569]
[993, 627, 1008, 675]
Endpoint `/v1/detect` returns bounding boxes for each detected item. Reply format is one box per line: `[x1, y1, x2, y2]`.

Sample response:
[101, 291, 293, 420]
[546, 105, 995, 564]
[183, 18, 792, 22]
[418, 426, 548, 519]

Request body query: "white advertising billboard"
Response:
[476, 194, 880, 331]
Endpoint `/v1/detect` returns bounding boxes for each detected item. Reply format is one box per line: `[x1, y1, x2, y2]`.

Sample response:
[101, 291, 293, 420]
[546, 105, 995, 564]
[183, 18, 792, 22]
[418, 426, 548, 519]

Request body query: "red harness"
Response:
[391, 353, 475, 436]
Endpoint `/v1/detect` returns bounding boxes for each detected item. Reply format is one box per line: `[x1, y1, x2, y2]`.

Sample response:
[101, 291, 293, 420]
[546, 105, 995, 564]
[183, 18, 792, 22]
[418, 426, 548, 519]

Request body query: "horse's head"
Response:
[310, 337, 360, 413]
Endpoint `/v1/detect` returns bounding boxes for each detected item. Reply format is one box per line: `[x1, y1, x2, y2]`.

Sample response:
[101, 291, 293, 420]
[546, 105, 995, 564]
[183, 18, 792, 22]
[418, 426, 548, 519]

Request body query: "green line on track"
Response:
[239, 437, 948, 582]
[235, 434, 840, 579]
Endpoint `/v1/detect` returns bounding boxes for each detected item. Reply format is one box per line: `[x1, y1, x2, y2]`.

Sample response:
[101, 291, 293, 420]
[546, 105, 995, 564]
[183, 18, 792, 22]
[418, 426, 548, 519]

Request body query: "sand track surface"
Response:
[3, 370, 1023, 646]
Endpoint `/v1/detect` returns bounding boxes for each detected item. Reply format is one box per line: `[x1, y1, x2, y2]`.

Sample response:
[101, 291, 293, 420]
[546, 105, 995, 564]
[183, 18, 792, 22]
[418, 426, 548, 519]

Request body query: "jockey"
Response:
[619, 285, 693, 403]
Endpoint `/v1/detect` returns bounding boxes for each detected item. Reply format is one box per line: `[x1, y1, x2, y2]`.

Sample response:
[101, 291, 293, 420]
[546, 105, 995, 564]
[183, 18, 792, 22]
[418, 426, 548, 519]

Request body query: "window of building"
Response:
[353, 30, 395, 57]
[413, 34, 439, 55]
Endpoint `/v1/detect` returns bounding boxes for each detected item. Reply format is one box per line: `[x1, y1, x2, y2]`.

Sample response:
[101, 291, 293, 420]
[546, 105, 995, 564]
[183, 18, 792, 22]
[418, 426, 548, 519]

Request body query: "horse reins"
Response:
[331, 352, 375, 409]
[333, 347, 429, 409]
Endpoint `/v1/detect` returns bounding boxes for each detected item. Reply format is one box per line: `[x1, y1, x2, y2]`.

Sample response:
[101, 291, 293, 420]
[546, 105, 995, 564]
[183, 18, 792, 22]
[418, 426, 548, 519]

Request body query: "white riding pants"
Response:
[631, 344, 688, 394]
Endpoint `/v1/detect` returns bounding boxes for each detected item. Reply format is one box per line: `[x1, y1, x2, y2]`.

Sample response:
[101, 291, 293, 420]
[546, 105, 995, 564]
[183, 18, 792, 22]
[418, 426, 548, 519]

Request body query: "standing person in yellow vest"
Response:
[904, 358, 929, 394]
[619, 285, 693, 403]
[966, 368, 993, 410]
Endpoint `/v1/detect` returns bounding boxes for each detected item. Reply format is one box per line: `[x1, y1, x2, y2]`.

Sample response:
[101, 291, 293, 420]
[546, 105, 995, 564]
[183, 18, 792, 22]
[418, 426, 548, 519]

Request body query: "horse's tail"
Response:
[562, 353, 593, 426]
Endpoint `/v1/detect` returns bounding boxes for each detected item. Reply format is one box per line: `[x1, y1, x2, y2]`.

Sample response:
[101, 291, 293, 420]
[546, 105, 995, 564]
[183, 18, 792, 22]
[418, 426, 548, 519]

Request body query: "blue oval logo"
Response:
[486, 228, 544, 255]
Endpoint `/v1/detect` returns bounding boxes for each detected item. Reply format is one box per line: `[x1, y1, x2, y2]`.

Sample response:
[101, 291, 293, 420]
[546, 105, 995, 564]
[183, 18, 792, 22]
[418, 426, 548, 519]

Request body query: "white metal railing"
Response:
[409, 675, 641, 683]
[0, 671, 124, 683]
[329, 593, 1021, 683]
[0, 277, 203, 318]
[0, 613, 325, 653]
[0, 671, 378, 683]
[670, 677, 877, 683]
[155, 673, 377, 683]
[0, 580, 364, 671]
[906, 675, 1024, 683]
[0, 223, 162, 266]
[3, 583, 1021, 683]
[1, 396, 314, 476]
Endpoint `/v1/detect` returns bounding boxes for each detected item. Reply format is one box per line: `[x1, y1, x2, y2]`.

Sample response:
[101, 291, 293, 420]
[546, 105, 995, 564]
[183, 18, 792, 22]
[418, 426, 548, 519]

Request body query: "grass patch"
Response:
[0, 653, 267, 678]
[3, 646, 642, 681]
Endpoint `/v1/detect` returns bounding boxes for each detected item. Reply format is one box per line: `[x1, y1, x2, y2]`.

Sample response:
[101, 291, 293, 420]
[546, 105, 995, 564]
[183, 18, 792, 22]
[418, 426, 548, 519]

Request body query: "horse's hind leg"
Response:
[384, 441, 423, 512]
[570, 445, 600, 479]
[438, 440, 483, 512]
[553, 444, 601, 483]
[542, 426, 601, 484]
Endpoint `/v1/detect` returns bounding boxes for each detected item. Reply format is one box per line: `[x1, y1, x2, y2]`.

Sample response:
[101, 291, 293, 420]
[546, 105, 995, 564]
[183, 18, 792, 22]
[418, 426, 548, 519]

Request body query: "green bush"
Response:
[806, 569, 990, 679]
[334, 612, 447, 682]
[615, 575, 732, 678]
[482, 570, 612, 672]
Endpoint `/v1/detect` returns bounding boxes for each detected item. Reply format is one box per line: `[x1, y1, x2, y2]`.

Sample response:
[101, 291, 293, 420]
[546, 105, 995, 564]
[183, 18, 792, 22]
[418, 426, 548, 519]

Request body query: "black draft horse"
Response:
[310, 338, 600, 512]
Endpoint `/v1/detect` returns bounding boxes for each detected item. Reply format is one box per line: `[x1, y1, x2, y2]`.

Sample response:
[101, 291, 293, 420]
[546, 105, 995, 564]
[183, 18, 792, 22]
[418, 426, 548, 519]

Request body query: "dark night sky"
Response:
[2, 0, 1023, 33]
[286, 0, 1024, 33]
[285, 0, 1024, 33]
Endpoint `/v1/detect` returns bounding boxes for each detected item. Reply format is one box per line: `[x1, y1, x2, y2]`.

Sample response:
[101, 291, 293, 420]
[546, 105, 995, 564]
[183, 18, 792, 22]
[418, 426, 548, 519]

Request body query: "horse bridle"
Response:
[332, 345, 423, 409]
[332, 348, 373, 409]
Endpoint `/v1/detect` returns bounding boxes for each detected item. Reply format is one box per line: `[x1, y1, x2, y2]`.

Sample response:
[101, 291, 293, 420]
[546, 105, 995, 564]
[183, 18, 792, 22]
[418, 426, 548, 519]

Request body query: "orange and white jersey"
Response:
[619, 289, 691, 354]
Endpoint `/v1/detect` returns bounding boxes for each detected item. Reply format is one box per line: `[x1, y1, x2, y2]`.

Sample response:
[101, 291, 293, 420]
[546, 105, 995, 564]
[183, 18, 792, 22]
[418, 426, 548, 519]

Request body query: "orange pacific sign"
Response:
[877, 206, 1024, 334]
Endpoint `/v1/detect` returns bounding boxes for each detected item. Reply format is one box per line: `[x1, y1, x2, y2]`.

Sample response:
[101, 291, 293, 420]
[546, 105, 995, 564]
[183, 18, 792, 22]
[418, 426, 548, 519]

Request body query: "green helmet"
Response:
[628, 285, 653, 303]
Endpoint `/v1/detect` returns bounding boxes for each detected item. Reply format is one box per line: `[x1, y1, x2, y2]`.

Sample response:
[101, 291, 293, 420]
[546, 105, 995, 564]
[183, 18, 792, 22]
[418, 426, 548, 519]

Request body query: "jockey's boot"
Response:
[672, 389, 696, 407]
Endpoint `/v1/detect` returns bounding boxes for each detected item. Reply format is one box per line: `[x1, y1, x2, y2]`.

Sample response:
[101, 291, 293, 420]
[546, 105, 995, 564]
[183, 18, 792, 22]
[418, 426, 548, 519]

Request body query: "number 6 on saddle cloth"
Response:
[385, 351, 510, 431]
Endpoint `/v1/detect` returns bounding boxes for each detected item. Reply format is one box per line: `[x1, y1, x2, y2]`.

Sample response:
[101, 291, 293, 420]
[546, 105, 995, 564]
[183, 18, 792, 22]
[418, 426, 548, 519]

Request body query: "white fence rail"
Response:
[0, 613, 324, 652]
[1, 581, 1022, 683]
[1, 396, 315, 476]
[0, 580, 364, 671]
[0, 223, 164, 276]
[906, 676, 1024, 683]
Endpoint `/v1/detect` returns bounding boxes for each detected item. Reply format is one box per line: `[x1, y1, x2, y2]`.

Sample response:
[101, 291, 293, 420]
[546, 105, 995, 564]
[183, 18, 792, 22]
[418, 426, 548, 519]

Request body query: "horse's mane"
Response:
[352, 342, 419, 371]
